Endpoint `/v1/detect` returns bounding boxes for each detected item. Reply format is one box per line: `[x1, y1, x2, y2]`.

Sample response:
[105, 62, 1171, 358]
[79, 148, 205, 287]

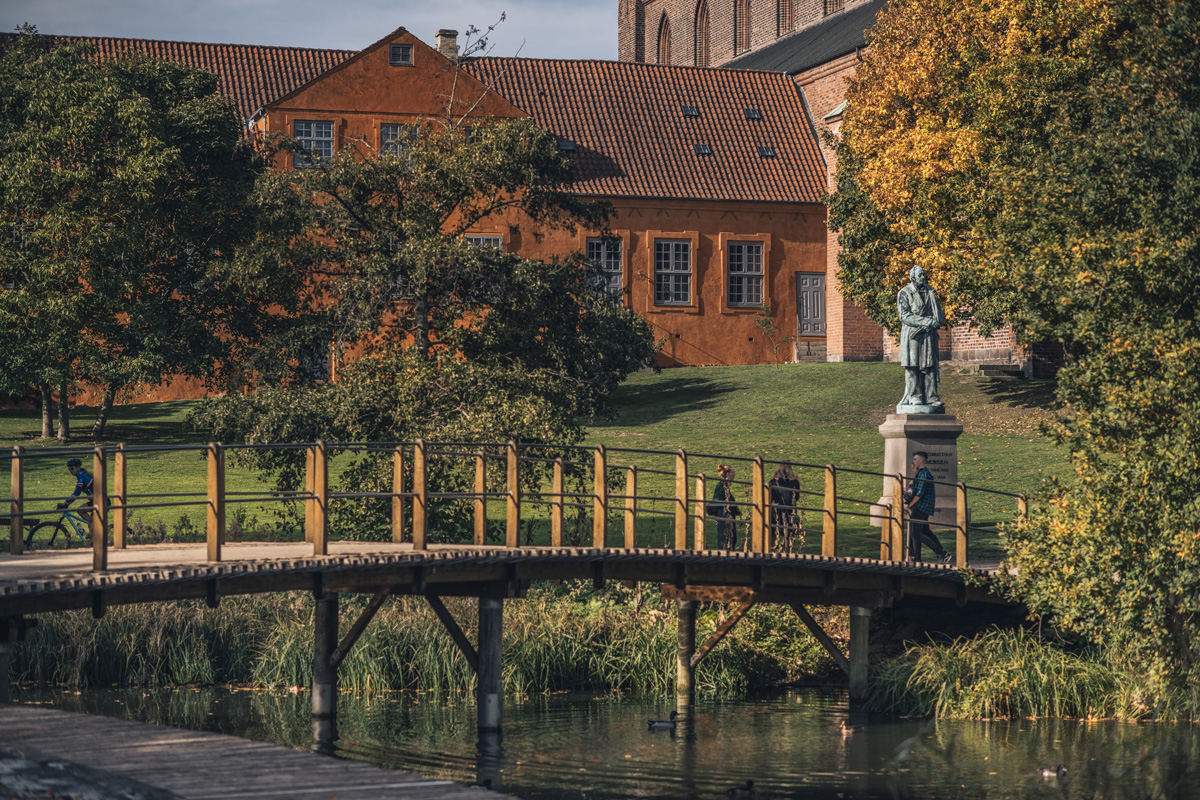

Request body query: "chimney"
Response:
[435, 29, 459, 59]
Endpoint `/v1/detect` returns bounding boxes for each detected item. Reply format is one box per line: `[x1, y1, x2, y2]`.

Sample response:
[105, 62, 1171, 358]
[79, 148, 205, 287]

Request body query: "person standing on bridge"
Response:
[710, 464, 740, 550]
[905, 452, 951, 565]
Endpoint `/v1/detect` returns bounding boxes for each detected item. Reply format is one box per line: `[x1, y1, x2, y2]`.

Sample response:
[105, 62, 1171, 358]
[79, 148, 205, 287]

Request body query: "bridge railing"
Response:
[3, 441, 1027, 571]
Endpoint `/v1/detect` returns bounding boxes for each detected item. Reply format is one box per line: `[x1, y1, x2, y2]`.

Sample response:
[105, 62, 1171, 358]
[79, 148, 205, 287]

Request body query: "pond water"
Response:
[13, 685, 1199, 799]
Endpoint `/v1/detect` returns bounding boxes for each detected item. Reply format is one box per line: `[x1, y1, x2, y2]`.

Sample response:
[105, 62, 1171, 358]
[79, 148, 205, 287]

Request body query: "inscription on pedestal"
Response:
[869, 414, 964, 529]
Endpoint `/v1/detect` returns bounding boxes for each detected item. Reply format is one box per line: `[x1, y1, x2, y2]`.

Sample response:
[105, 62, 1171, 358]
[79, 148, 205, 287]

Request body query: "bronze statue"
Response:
[897, 265, 945, 412]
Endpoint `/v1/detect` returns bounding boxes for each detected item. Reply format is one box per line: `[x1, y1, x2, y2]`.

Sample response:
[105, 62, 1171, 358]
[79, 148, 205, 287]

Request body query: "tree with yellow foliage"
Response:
[830, 0, 1200, 692]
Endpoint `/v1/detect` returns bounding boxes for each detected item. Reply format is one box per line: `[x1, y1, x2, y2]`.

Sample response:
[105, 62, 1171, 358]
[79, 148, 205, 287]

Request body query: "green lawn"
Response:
[1, 363, 1067, 560]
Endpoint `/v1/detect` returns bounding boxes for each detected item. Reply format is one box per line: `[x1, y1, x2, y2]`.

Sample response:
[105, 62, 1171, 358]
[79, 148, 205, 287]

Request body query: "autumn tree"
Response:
[0, 29, 290, 438]
[829, 0, 1200, 687]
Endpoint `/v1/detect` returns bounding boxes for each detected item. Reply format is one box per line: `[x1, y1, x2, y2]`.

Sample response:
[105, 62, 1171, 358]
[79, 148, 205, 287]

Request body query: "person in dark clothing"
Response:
[711, 463, 740, 550]
[57, 457, 94, 510]
[905, 451, 951, 564]
[768, 462, 802, 552]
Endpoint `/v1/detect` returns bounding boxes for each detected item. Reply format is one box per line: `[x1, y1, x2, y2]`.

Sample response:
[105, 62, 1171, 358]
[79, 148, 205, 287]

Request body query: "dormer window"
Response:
[390, 44, 414, 66]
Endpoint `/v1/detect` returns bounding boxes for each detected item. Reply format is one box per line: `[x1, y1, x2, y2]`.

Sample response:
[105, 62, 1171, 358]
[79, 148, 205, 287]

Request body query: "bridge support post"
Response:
[478, 597, 504, 736]
[0, 636, 9, 704]
[848, 605, 871, 703]
[312, 590, 339, 754]
[675, 600, 696, 714]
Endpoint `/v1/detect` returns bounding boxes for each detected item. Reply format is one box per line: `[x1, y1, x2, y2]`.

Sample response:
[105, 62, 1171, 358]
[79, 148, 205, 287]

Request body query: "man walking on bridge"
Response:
[905, 452, 951, 564]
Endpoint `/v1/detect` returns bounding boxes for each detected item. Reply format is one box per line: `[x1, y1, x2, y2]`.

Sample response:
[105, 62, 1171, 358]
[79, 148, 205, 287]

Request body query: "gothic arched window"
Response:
[694, 0, 710, 67]
[658, 14, 672, 65]
[735, 0, 752, 54]
[777, 0, 793, 35]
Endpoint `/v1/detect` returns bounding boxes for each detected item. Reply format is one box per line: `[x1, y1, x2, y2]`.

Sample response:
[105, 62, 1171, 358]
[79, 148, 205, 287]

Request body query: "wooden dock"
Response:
[0, 705, 508, 799]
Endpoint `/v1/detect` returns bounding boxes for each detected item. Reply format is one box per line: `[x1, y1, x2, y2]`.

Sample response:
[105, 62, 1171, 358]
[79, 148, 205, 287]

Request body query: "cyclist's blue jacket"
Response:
[72, 469, 94, 499]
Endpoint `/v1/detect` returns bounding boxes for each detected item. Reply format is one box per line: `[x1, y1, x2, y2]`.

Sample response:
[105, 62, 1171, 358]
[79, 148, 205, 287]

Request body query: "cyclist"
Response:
[57, 457, 94, 509]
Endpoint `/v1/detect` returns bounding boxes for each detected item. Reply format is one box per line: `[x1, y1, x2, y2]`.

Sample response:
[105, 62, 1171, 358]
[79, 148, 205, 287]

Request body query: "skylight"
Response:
[681, 105, 700, 118]
[757, 145, 776, 158]
[558, 139, 577, 152]
[744, 108, 764, 121]
[694, 143, 714, 156]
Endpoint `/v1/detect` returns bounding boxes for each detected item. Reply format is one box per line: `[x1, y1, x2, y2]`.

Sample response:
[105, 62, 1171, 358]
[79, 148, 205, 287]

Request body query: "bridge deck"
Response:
[0, 705, 506, 799]
[0, 542, 1006, 617]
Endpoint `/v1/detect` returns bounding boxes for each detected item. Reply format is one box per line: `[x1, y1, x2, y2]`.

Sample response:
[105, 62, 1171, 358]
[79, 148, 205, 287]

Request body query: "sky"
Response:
[4, 0, 618, 60]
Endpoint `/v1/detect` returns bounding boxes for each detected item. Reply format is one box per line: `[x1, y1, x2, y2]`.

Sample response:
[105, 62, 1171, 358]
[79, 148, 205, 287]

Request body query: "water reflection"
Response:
[13, 685, 1200, 799]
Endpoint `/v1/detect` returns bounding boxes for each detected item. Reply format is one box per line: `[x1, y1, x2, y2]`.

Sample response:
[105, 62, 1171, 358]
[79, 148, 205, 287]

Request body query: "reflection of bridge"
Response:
[1, 440, 1027, 747]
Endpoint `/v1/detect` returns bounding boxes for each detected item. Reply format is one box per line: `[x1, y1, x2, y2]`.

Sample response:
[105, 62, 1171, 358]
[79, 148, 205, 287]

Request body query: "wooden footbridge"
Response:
[1, 440, 1027, 749]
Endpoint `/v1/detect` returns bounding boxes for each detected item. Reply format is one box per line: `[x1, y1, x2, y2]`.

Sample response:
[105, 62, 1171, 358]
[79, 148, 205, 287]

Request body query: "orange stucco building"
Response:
[24, 24, 835, 407]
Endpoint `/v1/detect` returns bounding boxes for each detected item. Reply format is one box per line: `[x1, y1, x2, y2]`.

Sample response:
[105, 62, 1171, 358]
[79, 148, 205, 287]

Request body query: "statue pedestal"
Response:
[868, 414, 964, 529]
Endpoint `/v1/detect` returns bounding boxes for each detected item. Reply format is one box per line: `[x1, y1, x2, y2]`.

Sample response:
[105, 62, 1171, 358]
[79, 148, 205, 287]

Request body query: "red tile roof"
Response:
[34, 35, 357, 122]
[466, 58, 828, 204]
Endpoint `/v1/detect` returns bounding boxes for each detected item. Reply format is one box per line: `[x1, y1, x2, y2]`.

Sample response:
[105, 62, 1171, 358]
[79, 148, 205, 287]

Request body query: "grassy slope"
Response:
[588, 363, 1066, 560]
[1, 364, 1066, 558]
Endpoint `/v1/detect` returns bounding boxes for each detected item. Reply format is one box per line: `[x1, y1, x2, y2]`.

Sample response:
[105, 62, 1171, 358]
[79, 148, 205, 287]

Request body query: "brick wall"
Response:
[882, 323, 1023, 364]
[622, 0, 876, 67]
[795, 53, 884, 361]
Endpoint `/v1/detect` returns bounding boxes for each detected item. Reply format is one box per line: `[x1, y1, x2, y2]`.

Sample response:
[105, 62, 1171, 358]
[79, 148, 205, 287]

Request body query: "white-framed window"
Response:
[727, 242, 764, 307]
[381, 123, 418, 157]
[390, 44, 414, 65]
[293, 120, 334, 167]
[465, 234, 503, 250]
[654, 239, 691, 305]
[586, 237, 623, 297]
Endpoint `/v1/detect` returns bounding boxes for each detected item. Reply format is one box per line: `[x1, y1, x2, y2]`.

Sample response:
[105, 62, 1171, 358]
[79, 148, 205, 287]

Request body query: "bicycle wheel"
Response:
[28, 521, 71, 549]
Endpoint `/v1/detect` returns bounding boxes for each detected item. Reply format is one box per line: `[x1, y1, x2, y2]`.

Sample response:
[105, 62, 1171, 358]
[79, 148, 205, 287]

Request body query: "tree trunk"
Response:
[40, 384, 52, 439]
[91, 383, 117, 440]
[57, 380, 69, 442]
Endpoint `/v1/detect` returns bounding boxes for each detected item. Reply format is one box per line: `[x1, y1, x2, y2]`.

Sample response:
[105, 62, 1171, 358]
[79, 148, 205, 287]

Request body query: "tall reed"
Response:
[868, 627, 1149, 719]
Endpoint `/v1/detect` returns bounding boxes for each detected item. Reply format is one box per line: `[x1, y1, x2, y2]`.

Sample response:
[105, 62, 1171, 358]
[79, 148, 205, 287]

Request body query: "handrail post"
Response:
[313, 440, 328, 556]
[891, 472, 906, 562]
[91, 447, 107, 571]
[956, 482, 968, 568]
[474, 449, 487, 546]
[413, 439, 427, 550]
[694, 474, 706, 551]
[391, 446, 405, 543]
[505, 440, 519, 548]
[674, 449, 688, 550]
[551, 457, 564, 547]
[822, 465, 837, 558]
[10, 446, 23, 555]
[207, 442, 225, 562]
[113, 443, 127, 549]
[593, 445, 608, 549]
[752, 457, 765, 553]
[304, 446, 315, 544]
[624, 465, 637, 549]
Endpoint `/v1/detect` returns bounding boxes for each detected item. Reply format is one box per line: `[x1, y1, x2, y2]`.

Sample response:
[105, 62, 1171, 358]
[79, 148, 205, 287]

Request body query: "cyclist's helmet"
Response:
[67, 458, 82, 469]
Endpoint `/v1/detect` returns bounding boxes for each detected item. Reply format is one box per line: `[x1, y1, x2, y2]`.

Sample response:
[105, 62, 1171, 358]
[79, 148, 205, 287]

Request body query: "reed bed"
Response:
[865, 627, 1174, 720]
[11, 584, 842, 694]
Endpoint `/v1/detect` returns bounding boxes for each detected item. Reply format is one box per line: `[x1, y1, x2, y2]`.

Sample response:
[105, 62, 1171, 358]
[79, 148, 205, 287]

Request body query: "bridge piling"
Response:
[477, 597, 504, 736]
[312, 590, 339, 754]
[848, 606, 871, 702]
[676, 600, 696, 715]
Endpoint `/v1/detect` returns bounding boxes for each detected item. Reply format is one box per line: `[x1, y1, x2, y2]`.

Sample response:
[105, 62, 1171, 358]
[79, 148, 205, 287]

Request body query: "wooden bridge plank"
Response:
[0, 706, 507, 800]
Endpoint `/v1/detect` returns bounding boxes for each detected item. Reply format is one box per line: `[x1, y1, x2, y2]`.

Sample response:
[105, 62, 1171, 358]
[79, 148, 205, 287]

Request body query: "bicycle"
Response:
[24, 508, 91, 550]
